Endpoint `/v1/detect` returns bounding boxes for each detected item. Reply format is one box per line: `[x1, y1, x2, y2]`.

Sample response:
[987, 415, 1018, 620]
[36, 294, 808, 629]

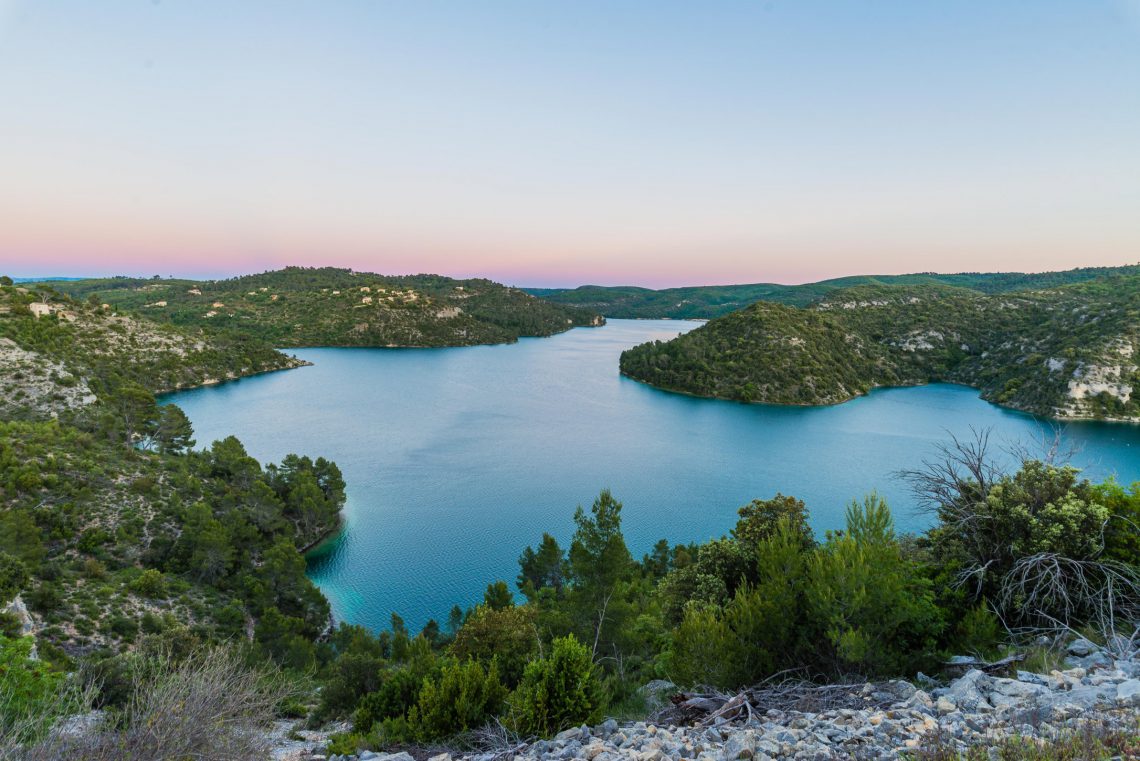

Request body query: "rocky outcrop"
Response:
[306, 638, 1138, 761]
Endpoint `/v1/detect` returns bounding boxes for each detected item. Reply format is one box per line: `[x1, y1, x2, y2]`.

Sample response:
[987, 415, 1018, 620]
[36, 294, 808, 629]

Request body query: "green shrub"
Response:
[1093, 479, 1140, 564]
[326, 732, 369, 755]
[666, 604, 738, 688]
[928, 461, 1114, 625]
[507, 634, 602, 737]
[82, 557, 106, 579]
[129, 569, 167, 598]
[806, 495, 942, 676]
[0, 552, 28, 605]
[352, 664, 432, 734]
[140, 611, 165, 634]
[107, 614, 139, 642]
[0, 635, 68, 742]
[451, 603, 539, 687]
[665, 518, 810, 689]
[409, 658, 507, 741]
[317, 650, 386, 720]
[953, 603, 1004, 659]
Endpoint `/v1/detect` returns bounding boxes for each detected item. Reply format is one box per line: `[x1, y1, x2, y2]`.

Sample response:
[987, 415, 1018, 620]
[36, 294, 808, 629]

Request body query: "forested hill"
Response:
[619, 275, 1140, 421]
[0, 280, 302, 420]
[531, 263, 1140, 319]
[0, 276, 341, 666]
[56, 267, 604, 348]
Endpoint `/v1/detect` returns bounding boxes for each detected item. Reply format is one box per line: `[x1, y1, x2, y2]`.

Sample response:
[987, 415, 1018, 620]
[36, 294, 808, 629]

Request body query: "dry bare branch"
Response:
[6, 646, 298, 761]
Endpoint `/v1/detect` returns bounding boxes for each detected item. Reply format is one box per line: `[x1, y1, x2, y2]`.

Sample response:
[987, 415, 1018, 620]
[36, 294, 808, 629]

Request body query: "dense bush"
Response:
[410, 658, 507, 741]
[0, 636, 70, 744]
[1093, 480, 1140, 564]
[0, 552, 28, 605]
[914, 437, 1136, 628]
[667, 499, 941, 687]
[507, 635, 602, 737]
[806, 496, 941, 676]
[451, 603, 539, 687]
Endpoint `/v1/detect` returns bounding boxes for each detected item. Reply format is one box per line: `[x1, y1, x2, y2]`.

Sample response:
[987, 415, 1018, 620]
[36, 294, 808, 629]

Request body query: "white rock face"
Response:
[1056, 337, 1138, 418]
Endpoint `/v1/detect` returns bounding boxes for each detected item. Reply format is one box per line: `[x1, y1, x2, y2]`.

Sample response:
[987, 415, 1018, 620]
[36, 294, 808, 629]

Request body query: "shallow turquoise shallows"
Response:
[163, 319, 1140, 633]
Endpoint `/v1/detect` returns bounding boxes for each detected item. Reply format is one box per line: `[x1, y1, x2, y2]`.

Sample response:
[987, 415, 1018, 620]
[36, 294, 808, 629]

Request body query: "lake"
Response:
[164, 319, 1140, 633]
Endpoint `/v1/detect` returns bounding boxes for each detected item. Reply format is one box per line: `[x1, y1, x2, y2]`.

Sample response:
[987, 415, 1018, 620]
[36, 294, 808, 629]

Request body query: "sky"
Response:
[1, 1, 1138, 288]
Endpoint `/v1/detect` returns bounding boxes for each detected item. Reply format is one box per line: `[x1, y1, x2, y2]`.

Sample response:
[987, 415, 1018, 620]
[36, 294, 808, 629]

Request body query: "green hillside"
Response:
[0, 278, 338, 667]
[0, 281, 303, 420]
[57, 267, 603, 348]
[620, 275, 1140, 420]
[532, 264, 1140, 318]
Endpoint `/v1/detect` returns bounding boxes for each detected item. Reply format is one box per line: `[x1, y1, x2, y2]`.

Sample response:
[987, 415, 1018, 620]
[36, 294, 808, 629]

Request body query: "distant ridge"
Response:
[528, 263, 1140, 319]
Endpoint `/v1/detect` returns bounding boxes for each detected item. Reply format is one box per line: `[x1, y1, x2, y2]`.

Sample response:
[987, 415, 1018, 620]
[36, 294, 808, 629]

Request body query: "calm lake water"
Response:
[164, 319, 1140, 633]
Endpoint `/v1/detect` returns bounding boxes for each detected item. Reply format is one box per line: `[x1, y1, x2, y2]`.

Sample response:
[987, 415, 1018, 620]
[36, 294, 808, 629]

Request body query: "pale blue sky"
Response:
[1, 1, 1138, 285]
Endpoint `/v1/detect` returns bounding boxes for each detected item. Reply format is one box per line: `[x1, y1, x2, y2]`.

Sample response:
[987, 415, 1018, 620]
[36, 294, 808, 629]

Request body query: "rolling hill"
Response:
[55, 267, 604, 348]
[531, 264, 1140, 319]
[619, 275, 1140, 421]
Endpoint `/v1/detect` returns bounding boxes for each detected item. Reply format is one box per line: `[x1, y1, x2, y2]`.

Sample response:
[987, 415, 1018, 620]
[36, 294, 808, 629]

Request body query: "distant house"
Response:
[57, 310, 78, 322]
[332, 290, 340, 295]
[270, 294, 279, 301]
[204, 310, 218, 318]
[188, 288, 202, 295]
[361, 296, 373, 304]
[146, 301, 168, 308]
[211, 301, 225, 308]
[29, 303, 54, 318]
[360, 286, 371, 293]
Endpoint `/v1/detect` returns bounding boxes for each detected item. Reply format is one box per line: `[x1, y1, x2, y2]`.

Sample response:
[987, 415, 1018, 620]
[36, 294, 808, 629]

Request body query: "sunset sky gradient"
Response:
[1, 1, 1138, 287]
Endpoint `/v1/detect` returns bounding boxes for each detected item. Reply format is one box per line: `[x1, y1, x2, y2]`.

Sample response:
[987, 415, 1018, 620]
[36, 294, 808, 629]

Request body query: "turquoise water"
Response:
[164, 319, 1140, 633]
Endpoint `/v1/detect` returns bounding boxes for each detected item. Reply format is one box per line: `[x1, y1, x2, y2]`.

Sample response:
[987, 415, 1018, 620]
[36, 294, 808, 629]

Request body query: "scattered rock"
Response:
[1117, 678, 1140, 707]
[722, 730, 755, 759]
[1067, 637, 1098, 657]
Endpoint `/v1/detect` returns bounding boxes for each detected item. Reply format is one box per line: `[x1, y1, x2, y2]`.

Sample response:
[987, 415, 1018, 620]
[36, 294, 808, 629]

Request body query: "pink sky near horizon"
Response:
[4, 195, 1136, 287]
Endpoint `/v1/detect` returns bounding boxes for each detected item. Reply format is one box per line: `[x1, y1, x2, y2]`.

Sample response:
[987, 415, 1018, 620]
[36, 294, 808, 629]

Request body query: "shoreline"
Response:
[300, 519, 345, 557]
[618, 371, 1140, 425]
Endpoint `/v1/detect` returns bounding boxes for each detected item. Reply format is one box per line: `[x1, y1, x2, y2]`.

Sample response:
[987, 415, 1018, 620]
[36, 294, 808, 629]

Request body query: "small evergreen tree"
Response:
[484, 580, 514, 610]
[507, 634, 602, 737]
[806, 495, 941, 676]
[410, 658, 506, 741]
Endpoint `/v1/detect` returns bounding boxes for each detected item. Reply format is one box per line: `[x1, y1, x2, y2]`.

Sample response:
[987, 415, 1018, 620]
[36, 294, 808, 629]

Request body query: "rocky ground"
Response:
[0, 337, 96, 418]
[290, 637, 1140, 761]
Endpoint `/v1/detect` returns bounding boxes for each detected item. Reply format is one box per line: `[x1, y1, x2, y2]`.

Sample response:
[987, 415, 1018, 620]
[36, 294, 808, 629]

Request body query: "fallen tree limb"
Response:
[655, 680, 904, 727]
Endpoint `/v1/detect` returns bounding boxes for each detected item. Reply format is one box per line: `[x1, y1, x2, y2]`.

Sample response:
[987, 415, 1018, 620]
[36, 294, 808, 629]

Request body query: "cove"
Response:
[163, 319, 1140, 633]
